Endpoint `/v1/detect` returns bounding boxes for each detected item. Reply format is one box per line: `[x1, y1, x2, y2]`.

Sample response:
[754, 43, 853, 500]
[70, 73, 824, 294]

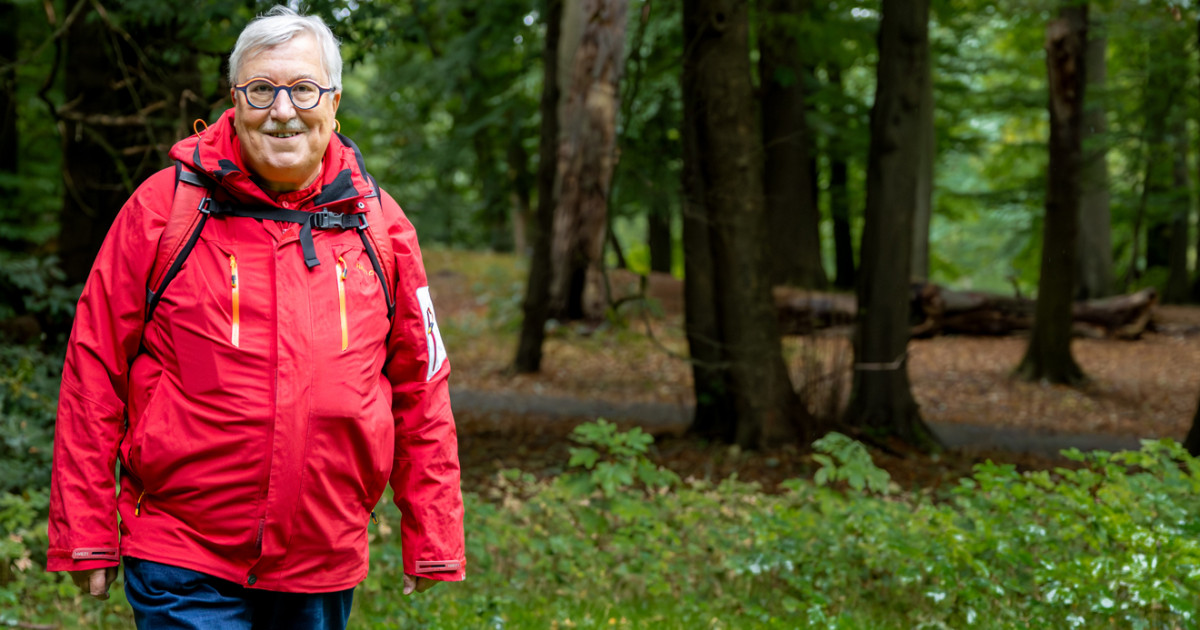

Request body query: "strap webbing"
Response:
[208, 201, 368, 269]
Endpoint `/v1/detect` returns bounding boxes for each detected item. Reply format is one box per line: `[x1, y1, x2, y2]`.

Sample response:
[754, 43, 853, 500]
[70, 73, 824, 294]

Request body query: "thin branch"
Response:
[57, 100, 167, 126]
[0, 0, 88, 77]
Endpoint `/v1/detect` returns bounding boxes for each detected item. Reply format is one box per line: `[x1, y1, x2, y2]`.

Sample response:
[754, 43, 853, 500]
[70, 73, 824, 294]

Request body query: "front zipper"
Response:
[229, 254, 240, 347]
[336, 256, 348, 351]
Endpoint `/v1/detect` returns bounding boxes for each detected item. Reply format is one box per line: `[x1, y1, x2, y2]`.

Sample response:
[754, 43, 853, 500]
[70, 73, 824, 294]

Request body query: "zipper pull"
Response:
[135, 490, 146, 516]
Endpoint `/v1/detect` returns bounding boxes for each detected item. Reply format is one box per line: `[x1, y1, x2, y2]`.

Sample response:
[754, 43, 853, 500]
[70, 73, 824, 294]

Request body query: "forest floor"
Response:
[423, 250, 1200, 494]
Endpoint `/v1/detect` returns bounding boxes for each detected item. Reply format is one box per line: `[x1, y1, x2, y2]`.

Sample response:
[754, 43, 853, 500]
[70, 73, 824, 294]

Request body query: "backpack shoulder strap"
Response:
[145, 162, 213, 322]
[357, 175, 397, 320]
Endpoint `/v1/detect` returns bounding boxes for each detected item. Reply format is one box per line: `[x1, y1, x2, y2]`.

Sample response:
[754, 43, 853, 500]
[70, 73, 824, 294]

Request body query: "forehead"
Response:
[237, 32, 326, 82]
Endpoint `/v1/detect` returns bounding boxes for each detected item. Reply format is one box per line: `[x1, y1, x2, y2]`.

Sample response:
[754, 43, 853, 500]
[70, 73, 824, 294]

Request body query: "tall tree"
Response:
[1164, 123, 1190, 304]
[843, 0, 938, 448]
[1195, 15, 1200, 302]
[1076, 25, 1113, 299]
[648, 205, 673, 273]
[549, 0, 628, 319]
[1016, 3, 1087, 385]
[759, 0, 825, 288]
[1185, 389, 1200, 457]
[57, 4, 211, 286]
[827, 64, 856, 290]
[911, 55, 934, 283]
[514, 0, 565, 373]
[682, 0, 808, 447]
[0, 0, 17, 250]
[1132, 18, 1190, 295]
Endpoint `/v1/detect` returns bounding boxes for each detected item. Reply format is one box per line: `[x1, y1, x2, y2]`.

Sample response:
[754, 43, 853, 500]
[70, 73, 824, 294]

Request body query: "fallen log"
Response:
[774, 285, 1158, 339]
[597, 269, 1158, 339]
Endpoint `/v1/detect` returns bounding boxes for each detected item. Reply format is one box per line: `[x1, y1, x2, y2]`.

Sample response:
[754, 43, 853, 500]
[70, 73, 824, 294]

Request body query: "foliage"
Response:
[358, 424, 1200, 628]
[810, 431, 893, 494]
[0, 253, 81, 346]
[6, 408, 1200, 627]
[0, 345, 61, 494]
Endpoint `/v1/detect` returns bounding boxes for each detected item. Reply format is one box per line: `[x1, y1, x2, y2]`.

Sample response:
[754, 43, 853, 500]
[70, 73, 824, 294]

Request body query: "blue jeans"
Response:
[123, 557, 354, 630]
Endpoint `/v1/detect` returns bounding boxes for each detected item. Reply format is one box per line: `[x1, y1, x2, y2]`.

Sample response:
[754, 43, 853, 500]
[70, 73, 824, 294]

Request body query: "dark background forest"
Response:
[4, 0, 1200, 627]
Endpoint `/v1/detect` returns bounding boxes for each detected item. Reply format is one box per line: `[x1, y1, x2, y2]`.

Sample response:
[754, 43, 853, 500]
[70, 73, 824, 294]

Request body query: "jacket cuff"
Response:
[46, 547, 120, 572]
[406, 558, 466, 582]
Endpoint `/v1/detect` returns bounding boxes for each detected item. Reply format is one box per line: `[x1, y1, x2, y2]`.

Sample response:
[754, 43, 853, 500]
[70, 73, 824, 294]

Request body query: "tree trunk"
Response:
[759, 0, 825, 289]
[682, 0, 808, 448]
[1185, 390, 1200, 457]
[0, 0, 15, 174]
[1195, 17, 1200, 303]
[1164, 125, 1190, 304]
[911, 56, 934, 283]
[474, 131, 512, 253]
[828, 65, 856, 290]
[1076, 30, 1113, 299]
[58, 6, 207, 286]
[548, 0, 627, 319]
[506, 117, 532, 256]
[648, 205, 673, 273]
[514, 0, 564, 373]
[1016, 4, 1087, 385]
[0, 0, 17, 251]
[843, 0, 939, 449]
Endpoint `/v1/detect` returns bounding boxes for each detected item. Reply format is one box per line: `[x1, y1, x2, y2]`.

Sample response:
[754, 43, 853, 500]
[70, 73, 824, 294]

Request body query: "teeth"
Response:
[270, 133, 298, 138]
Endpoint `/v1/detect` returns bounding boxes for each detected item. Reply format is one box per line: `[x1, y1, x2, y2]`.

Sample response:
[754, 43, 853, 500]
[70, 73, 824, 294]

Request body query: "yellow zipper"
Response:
[135, 490, 146, 516]
[229, 254, 240, 347]
[336, 256, 348, 351]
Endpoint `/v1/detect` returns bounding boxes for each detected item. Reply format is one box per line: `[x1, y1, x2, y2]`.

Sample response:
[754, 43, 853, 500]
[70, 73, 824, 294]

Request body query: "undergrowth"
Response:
[2, 352, 1197, 630]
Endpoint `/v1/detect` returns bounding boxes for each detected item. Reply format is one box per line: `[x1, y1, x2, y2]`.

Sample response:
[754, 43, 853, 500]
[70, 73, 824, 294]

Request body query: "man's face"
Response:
[232, 32, 341, 192]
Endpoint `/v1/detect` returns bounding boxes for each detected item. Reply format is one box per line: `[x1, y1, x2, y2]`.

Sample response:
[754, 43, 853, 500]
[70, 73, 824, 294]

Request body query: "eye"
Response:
[292, 82, 318, 96]
[248, 81, 275, 95]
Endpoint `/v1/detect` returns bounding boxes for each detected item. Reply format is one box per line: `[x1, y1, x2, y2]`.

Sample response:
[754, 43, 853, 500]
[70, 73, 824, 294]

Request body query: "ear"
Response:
[330, 90, 341, 116]
[230, 88, 237, 105]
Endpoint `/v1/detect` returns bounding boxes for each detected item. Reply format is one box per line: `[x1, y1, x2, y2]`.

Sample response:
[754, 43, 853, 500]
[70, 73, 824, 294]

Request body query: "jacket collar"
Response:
[168, 108, 374, 213]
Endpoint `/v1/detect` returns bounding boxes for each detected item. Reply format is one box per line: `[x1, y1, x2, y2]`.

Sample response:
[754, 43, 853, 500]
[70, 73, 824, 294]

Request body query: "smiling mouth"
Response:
[266, 132, 302, 139]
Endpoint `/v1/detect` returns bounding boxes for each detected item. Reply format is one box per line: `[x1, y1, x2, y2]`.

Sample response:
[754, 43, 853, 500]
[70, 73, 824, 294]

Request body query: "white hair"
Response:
[229, 5, 343, 91]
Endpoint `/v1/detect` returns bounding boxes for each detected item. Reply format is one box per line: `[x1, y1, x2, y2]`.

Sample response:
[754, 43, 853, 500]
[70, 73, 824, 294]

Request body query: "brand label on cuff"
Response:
[71, 548, 119, 561]
[415, 560, 461, 574]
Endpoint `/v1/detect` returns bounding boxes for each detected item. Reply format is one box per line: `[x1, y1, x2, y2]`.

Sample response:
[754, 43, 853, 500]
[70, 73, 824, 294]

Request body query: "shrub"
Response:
[5, 414, 1199, 628]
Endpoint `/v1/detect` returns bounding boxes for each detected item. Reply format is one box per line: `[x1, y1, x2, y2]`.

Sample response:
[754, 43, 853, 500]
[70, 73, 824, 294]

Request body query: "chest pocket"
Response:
[162, 234, 245, 398]
[308, 242, 391, 415]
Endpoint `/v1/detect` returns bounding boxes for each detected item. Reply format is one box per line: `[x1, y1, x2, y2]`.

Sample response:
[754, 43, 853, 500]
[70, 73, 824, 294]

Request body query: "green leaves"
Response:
[565, 419, 678, 498]
[811, 431, 894, 494]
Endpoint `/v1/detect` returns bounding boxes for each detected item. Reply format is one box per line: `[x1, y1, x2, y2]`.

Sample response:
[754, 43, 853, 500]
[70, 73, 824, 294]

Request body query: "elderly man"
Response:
[46, 6, 464, 628]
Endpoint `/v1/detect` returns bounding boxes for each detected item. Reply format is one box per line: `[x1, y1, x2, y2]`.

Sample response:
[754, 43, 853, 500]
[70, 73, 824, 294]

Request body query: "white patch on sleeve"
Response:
[416, 286, 447, 381]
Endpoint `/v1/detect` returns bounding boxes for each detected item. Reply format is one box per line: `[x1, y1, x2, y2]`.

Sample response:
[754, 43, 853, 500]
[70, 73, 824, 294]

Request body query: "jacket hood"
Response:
[169, 108, 375, 213]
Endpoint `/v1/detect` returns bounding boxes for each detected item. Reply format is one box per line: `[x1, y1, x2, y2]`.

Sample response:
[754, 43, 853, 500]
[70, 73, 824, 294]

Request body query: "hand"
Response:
[402, 573, 438, 596]
[70, 567, 118, 600]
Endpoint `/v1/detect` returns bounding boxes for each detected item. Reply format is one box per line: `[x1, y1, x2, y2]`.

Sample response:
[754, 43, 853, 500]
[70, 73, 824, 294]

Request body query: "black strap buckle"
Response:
[310, 211, 363, 230]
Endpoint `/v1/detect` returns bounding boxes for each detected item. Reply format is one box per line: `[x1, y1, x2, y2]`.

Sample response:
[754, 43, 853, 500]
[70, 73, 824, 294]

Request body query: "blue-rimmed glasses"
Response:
[234, 79, 334, 110]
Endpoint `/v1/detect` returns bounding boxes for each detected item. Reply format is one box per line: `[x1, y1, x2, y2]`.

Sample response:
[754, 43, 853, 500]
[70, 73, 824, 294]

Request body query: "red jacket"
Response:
[47, 109, 465, 592]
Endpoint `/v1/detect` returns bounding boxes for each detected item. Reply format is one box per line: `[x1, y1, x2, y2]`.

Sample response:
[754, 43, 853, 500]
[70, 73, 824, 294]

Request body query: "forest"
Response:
[3, 0, 1200, 627]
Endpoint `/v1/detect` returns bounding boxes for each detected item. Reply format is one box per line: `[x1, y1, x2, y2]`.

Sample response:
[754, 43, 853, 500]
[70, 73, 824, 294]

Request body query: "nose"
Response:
[269, 88, 297, 120]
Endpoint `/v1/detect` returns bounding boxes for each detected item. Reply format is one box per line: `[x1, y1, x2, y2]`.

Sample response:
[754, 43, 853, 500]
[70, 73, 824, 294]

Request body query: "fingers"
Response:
[402, 573, 415, 596]
[88, 568, 111, 600]
[69, 570, 91, 591]
[402, 574, 439, 595]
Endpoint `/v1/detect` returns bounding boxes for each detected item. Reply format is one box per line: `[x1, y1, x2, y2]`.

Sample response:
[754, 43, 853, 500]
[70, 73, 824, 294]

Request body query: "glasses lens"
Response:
[290, 81, 321, 109]
[245, 80, 277, 108]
